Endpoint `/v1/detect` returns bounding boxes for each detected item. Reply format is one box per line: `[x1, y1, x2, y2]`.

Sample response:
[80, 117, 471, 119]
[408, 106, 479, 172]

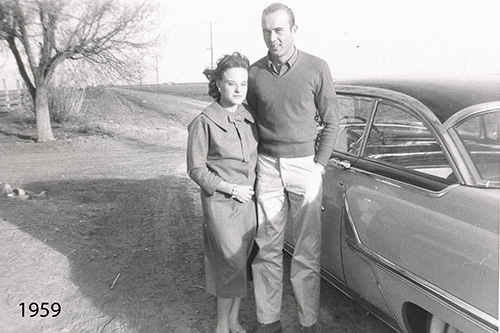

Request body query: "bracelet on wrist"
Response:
[230, 183, 238, 199]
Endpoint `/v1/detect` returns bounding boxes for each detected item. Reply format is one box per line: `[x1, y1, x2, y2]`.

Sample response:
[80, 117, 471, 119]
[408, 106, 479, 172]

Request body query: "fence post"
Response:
[16, 79, 22, 107]
[3, 78, 10, 109]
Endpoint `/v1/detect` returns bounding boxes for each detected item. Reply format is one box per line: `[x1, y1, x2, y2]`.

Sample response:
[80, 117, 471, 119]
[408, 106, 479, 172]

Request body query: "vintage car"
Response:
[284, 77, 500, 333]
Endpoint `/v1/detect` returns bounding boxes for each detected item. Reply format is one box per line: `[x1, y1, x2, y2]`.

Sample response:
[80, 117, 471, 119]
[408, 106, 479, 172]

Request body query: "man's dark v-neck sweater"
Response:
[247, 50, 340, 166]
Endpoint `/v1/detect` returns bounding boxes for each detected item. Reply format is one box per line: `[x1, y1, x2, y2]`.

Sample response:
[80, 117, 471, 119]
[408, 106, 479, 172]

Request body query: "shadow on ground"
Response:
[0, 177, 390, 333]
[0, 176, 231, 332]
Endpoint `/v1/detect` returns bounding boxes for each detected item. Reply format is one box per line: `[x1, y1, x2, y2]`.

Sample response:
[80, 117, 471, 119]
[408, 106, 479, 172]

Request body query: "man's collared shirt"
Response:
[267, 48, 299, 76]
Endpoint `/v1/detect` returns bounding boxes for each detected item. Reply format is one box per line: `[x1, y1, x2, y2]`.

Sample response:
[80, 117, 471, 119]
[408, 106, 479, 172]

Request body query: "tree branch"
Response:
[6, 34, 36, 100]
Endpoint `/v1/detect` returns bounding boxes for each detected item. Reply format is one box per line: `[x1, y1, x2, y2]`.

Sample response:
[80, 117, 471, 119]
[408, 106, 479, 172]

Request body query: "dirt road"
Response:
[0, 88, 390, 332]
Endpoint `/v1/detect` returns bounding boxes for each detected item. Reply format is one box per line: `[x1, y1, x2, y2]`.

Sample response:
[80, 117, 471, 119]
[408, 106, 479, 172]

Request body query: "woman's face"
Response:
[217, 67, 248, 108]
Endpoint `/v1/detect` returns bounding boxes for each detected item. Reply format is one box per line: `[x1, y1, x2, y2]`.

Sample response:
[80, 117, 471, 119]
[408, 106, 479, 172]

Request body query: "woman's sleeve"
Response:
[187, 116, 223, 195]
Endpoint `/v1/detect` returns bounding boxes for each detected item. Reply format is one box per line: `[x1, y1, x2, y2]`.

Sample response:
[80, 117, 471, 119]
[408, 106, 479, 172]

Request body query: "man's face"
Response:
[262, 10, 297, 62]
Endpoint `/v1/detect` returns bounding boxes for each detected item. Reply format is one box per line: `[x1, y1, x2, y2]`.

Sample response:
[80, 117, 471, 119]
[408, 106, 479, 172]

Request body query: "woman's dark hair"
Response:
[203, 52, 250, 101]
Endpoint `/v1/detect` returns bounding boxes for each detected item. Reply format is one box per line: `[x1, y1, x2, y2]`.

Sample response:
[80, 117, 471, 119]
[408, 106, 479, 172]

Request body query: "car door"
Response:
[341, 100, 499, 330]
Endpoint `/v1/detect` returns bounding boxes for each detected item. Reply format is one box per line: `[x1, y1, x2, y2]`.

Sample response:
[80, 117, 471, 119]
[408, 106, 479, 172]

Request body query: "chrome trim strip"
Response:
[343, 195, 498, 332]
[349, 166, 460, 198]
[376, 282, 406, 332]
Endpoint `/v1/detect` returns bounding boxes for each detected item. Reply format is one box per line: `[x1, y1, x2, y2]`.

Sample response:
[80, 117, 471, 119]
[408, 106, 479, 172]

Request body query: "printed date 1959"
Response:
[19, 302, 61, 317]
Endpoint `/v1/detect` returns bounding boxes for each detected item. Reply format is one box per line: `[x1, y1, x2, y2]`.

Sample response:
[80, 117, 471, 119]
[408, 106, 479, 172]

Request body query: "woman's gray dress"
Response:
[187, 102, 258, 298]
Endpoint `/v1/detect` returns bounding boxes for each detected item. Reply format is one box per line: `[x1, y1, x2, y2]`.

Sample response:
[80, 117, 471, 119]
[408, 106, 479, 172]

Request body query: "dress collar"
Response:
[202, 103, 255, 131]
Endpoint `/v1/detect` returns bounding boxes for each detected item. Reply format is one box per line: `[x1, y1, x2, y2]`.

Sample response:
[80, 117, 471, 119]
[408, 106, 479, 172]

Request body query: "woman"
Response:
[187, 52, 257, 333]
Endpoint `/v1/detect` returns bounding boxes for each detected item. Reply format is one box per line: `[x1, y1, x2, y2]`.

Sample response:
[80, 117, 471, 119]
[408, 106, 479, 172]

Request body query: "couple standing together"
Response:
[187, 3, 340, 333]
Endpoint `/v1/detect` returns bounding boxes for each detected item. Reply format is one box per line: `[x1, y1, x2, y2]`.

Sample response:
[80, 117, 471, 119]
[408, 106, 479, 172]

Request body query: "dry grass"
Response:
[48, 86, 87, 124]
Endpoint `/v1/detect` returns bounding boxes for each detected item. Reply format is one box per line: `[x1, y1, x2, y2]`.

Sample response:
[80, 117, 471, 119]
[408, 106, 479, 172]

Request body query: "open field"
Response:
[118, 83, 212, 103]
[0, 85, 390, 332]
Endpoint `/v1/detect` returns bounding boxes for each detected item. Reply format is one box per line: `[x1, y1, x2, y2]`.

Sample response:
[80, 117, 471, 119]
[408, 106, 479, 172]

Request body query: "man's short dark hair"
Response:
[262, 2, 295, 27]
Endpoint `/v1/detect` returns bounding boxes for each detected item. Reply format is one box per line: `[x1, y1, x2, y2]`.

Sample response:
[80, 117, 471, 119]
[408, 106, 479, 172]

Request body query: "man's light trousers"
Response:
[252, 154, 323, 327]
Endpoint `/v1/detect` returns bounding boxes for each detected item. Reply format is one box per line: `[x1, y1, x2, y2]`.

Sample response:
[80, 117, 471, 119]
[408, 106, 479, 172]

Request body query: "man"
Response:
[247, 3, 340, 333]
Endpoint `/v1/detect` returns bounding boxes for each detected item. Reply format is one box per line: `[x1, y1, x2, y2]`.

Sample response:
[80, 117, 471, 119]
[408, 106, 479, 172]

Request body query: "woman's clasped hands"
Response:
[231, 184, 254, 203]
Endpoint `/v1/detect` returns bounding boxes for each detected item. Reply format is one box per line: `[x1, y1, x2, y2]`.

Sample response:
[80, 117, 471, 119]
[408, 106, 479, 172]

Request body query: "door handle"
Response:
[330, 158, 351, 170]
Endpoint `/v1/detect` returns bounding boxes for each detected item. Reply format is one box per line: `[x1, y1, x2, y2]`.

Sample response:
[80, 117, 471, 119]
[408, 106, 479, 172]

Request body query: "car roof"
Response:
[333, 76, 500, 123]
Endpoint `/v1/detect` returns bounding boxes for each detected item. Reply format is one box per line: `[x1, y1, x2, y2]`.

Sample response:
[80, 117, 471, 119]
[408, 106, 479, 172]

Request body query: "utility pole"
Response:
[203, 22, 215, 69]
[209, 22, 214, 69]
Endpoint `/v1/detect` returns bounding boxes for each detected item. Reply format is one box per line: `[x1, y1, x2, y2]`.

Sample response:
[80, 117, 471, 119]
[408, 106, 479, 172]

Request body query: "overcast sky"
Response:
[1, 0, 499, 87]
[155, 0, 500, 83]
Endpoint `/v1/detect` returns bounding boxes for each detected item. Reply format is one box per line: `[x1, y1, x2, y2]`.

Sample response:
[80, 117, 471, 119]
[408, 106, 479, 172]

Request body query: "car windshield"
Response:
[454, 109, 500, 187]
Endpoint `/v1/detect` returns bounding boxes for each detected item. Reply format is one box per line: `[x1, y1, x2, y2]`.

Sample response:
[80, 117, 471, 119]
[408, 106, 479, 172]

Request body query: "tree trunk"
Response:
[35, 84, 55, 142]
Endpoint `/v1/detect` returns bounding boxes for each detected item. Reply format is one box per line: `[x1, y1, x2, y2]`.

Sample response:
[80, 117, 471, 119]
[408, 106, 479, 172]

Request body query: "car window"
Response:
[454, 109, 500, 183]
[363, 102, 456, 182]
[333, 95, 375, 155]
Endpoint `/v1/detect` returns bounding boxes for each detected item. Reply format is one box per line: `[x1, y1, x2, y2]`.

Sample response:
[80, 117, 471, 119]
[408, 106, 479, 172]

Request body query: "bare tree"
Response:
[0, 0, 162, 142]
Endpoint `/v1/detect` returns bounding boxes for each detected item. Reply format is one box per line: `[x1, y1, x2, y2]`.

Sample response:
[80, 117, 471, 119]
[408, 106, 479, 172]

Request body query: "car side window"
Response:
[333, 96, 375, 155]
[454, 110, 500, 183]
[363, 102, 456, 181]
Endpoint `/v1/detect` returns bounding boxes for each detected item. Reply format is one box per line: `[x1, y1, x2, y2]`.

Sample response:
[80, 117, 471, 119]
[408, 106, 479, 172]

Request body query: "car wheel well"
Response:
[402, 303, 464, 333]
[403, 302, 430, 333]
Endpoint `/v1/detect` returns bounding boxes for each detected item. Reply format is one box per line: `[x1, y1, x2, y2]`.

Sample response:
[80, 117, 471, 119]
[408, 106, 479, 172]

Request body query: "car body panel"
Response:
[318, 158, 348, 282]
[343, 166, 499, 324]
[344, 169, 499, 312]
